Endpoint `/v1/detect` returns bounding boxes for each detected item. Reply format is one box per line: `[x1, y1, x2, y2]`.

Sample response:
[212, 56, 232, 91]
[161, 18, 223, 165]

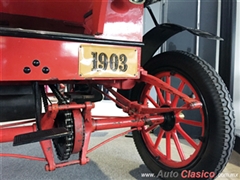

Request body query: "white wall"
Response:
[234, 0, 240, 129]
[143, 2, 162, 33]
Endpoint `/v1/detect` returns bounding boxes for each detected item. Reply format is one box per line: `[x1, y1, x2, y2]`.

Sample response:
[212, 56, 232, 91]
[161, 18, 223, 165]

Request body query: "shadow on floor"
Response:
[129, 164, 155, 179]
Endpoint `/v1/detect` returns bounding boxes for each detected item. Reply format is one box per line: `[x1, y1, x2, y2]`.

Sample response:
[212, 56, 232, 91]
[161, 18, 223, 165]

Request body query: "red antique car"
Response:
[0, 0, 235, 179]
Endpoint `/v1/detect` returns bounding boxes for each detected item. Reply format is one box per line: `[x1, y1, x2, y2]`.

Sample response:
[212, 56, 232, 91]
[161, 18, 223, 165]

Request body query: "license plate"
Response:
[79, 44, 138, 78]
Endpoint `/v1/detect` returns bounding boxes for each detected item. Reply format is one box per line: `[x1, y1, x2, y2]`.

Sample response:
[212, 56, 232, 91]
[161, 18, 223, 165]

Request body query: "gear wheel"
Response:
[53, 110, 74, 161]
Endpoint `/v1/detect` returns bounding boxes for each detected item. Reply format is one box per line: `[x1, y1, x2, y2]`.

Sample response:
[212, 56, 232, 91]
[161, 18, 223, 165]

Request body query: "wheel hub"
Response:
[160, 112, 176, 131]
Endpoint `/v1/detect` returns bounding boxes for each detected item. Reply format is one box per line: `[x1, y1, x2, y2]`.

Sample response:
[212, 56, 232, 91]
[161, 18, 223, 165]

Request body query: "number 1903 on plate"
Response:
[79, 44, 139, 78]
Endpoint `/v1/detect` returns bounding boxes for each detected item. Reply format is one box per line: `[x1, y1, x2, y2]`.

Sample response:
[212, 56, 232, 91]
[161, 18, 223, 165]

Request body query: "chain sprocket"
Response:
[48, 84, 75, 161]
[53, 110, 75, 161]
[48, 84, 85, 161]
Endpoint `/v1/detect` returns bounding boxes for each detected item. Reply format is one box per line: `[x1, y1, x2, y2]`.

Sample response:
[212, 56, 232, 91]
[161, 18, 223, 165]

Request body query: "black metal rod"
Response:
[146, 6, 159, 27]
[0, 27, 144, 47]
[40, 85, 48, 113]
[33, 82, 41, 130]
[49, 84, 67, 105]
[219, 0, 236, 96]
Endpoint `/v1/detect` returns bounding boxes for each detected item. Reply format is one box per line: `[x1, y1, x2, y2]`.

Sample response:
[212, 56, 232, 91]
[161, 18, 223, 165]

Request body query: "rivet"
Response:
[42, 67, 50, 74]
[23, 67, 31, 74]
[32, 59, 40, 67]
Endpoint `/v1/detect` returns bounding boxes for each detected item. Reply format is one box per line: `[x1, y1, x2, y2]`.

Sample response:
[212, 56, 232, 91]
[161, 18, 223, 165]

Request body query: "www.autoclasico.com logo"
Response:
[156, 170, 233, 179]
[158, 170, 215, 178]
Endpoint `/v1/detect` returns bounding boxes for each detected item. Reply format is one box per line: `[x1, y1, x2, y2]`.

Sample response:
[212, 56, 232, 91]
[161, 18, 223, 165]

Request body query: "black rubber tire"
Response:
[131, 51, 235, 180]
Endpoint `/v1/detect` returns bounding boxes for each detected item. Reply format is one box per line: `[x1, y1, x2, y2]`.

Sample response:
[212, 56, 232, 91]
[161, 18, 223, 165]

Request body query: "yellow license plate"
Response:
[79, 44, 138, 78]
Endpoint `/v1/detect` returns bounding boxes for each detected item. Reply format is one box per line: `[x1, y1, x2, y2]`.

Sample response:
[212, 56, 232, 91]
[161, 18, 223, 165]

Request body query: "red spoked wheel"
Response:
[141, 71, 204, 168]
[131, 51, 235, 180]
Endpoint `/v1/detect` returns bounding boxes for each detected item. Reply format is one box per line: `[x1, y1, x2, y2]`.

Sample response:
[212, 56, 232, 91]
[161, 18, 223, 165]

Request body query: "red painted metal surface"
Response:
[0, 1, 92, 24]
[0, 0, 143, 40]
[98, 0, 143, 41]
[0, 36, 141, 82]
[0, 0, 143, 87]
[0, 1, 105, 35]
[0, 153, 46, 162]
[79, 102, 94, 165]
[72, 109, 84, 154]
[87, 127, 138, 154]
[0, 124, 36, 143]
[0, 120, 35, 128]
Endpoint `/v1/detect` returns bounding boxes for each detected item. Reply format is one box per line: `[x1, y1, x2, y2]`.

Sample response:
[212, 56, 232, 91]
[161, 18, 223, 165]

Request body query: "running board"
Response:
[13, 128, 70, 146]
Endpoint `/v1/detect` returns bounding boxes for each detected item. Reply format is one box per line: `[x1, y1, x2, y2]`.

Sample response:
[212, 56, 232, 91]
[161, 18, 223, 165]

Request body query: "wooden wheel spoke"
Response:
[166, 132, 171, 160]
[154, 86, 165, 105]
[177, 117, 203, 127]
[146, 94, 160, 108]
[172, 81, 185, 107]
[176, 124, 198, 149]
[165, 76, 171, 104]
[144, 124, 158, 133]
[172, 130, 186, 161]
[154, 129, 165, 149]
